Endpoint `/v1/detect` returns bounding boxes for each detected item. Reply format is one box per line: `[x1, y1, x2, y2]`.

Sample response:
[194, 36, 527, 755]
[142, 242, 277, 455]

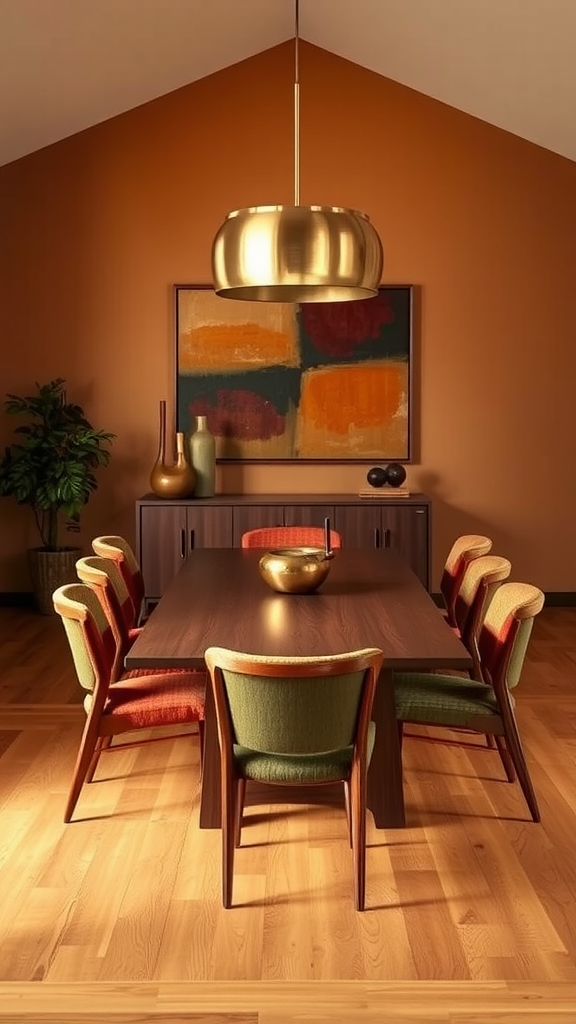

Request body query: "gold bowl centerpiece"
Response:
[258, 547, 333, 594]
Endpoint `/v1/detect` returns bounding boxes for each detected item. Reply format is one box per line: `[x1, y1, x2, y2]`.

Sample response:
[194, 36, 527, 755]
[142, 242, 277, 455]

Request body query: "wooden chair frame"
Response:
[204, 646, 383, 911]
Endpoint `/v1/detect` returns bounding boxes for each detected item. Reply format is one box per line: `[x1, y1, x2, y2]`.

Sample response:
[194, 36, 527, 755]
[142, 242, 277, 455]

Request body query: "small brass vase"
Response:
[258, 547, 333, 594]
[150, 400, 195, 499]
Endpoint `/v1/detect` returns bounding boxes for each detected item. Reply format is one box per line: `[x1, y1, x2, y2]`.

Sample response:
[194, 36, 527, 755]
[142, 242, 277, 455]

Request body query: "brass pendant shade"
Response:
[212, 204, 383, 302]
[211, 0, 384, 303]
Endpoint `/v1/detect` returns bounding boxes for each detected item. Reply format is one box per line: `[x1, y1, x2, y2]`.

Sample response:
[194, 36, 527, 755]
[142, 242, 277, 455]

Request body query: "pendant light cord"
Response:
[294, 0, 300, 206]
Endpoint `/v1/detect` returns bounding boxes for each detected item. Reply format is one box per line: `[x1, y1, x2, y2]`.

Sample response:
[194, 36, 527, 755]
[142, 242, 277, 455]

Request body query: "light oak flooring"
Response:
[0, 605, 575, 1022]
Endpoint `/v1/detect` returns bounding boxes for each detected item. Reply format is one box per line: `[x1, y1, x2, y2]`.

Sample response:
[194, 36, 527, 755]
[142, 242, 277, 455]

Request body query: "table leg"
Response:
[367, 666, 406, 827]
[199, 676, 221, 828]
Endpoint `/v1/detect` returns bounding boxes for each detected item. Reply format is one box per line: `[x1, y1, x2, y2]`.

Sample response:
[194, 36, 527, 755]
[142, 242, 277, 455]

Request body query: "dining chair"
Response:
[204, 645, 384, 910]
[439, 553, 513, 768]
[452, 554, 512, 674]
[53, 582, 205, 823]
[440, 534, 493, 627]
[395, 582, 545, 821]
[241, 525, 342, 549]
[77, 554, 142, 671]
[92, 534, 146, 625]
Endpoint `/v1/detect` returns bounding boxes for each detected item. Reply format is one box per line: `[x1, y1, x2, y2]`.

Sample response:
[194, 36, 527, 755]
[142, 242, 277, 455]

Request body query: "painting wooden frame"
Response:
[175, 284, 413, 462]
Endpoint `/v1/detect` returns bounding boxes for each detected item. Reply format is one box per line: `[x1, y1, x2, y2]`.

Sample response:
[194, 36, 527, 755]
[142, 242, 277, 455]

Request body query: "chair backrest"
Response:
[440, 534, 493, 623]
[53, 582, 116, 710]
[454, 555, 512, 673]
[241, 526, 342, 550]
[204, 647, 383, 758]
[91, 535, 144, 625]
[477, 582, 544, 694]
[76, 555, 132, 679]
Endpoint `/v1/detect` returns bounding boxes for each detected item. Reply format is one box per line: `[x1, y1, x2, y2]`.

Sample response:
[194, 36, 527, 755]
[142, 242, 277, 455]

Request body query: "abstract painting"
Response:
[175, 284, 413, 462]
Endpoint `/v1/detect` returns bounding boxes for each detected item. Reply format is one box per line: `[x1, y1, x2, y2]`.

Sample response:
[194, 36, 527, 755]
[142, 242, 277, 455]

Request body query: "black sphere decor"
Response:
[385, 462, 407, 487]
[366, 466, 387, 488]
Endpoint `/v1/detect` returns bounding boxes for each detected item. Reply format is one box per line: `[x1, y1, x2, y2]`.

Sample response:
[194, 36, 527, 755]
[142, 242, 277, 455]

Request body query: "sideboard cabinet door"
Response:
[139, 504, 187, 602]
[138, 503, 233, 601]
[381, 505, 429, 588]
[334, 503, 430, 588]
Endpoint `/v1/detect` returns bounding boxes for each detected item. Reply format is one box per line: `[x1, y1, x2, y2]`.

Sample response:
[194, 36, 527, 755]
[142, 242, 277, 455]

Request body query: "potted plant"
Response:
[0, 378, 115, 613]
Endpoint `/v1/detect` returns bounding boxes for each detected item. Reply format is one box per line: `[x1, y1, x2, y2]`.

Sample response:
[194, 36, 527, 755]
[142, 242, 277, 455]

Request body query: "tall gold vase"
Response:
[150, 400, 195, 498]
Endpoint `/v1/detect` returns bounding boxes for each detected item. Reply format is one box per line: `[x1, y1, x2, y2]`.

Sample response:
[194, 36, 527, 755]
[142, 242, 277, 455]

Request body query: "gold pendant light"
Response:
[211, 0, 384, 302]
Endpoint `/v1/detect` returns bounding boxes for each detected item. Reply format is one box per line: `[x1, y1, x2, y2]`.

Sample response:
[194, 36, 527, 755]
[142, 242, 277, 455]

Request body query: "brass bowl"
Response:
[258, 547, 333, 594]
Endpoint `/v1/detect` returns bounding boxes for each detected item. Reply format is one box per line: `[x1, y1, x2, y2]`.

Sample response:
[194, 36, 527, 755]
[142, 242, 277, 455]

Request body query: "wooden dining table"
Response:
[125, 546, 472, 829]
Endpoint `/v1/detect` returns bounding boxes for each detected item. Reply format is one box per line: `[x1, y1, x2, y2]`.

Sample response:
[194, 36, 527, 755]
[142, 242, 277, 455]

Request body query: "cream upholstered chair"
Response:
[92, 535, 146, 626]
[53, 582, 205, 822]
[452, 555, 512, 674]
[204, 646, 383, 910]
[440, 534, 493, 627]
[241, 525, 342, 549]
[395, 582, 544, 821]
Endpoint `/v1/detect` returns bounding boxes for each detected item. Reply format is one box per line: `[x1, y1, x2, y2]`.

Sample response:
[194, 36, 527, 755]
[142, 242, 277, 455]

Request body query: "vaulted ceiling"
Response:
[1, 0, 574, 168]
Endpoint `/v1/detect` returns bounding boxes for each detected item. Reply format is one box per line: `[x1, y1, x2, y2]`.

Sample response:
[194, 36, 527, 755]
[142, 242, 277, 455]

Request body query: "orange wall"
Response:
[1, 42, 575, 593]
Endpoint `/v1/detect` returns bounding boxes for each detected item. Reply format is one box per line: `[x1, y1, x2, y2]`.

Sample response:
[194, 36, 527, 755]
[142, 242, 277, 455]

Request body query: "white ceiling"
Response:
[1, 0, 575, 168]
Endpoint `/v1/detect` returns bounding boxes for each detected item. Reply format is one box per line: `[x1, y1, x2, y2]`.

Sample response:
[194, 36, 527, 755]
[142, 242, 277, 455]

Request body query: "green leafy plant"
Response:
[0, 378, 116, 550]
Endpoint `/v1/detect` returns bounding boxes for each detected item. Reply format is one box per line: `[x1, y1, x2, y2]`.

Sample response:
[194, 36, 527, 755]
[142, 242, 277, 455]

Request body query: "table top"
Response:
[125, 547, 471, 672]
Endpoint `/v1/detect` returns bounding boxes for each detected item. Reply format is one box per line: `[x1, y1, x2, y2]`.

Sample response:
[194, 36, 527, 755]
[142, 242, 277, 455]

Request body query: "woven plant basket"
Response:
[28, 547, 82, 615]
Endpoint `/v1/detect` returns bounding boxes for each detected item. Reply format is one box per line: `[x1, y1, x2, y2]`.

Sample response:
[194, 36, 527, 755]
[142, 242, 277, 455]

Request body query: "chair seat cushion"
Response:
[233, 721, 376, 783]
[394, 672, 500, 729]
[95, 670, 206, 727]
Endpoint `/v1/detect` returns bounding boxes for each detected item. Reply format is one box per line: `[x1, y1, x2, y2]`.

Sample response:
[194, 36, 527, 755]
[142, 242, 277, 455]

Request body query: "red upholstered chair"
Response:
[440, 534, 493, 627]
[77, 555, 142, 670]
[241, 526, 342, 549]
[53, 582, 205, 822]
[92, 535, 146, 626]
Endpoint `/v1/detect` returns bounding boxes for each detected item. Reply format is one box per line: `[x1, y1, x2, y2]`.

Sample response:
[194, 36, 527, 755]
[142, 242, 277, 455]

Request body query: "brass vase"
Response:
[150, 400, 195, 499]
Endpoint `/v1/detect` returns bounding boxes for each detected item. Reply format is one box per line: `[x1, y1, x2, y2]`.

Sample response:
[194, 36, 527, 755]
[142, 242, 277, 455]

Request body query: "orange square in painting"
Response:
[297, 363, 408, 459]
[178, 292, 299, 373]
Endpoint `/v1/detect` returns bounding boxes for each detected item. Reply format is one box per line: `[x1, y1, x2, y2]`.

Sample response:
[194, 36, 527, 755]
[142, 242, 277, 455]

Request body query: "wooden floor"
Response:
[0, 605, 575, 1023]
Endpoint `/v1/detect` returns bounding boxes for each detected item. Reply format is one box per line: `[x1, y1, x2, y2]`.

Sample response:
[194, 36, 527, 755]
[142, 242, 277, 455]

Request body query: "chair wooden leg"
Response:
[235, 778, 246, 848]
[343, 781, 352, 847]
[198, 720, 205, 779]
[350, 765, 366, 911]
[64, 718, 102, 823]
[222, 766, 236, 908]
[493, 735, 516, 782]
[86, 736, 111, 783]
[397, 720, 404, 750]
[500, 713, 540, 822]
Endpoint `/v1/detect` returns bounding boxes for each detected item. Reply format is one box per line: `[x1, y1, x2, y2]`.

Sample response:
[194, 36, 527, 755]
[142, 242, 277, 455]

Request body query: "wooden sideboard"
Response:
[135, 493, 431, 601]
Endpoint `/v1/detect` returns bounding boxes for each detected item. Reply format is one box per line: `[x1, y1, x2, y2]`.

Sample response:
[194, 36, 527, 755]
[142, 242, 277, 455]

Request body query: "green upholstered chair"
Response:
[92, 534, 146, 626]
[53, 582, 205, 823]
[241, 525, 342, 549]
[440, 534, 493, 628]
[395, 582, 544, 821]
[204, 646, 383, 910]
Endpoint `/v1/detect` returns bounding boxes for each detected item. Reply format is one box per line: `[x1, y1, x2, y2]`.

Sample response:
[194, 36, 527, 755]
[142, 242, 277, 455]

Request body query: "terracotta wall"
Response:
[1, 42, 575, 594]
